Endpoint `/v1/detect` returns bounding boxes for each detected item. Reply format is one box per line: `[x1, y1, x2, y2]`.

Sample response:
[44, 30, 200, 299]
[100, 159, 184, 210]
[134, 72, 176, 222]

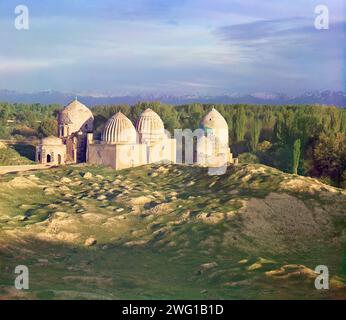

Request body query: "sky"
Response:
[0, 0, 345, 96]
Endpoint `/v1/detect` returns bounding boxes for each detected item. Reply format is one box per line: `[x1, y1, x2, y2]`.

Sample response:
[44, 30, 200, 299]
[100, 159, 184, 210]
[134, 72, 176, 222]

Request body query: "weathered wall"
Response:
[147, 139, 176, 164]
[88, 137, 177, 169]
[87, 143, 148, 170]
[115, 144, 147, 170]
[36, 145, 66, 164]
[87, 144, 116, 168]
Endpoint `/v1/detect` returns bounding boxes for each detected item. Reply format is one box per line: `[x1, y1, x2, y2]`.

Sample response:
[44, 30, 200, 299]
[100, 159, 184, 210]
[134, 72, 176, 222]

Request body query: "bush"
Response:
[38, 119, 58, 137]
[0, 124, 12, 139]
[12, 125, 37, 137]
[318, 176, 337, 187]
[0, 145, 34, 165]
[342, 171, 346, 189]
[257, 140, 272, 152]
[238, 152, 260, 164]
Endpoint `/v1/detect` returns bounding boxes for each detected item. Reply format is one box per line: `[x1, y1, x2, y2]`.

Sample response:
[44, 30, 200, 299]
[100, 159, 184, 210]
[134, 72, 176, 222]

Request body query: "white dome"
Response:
[200, 108, 229, 145]
[136, 108, 165, 143]
[201, 108, 228, 130]
[58, 98, 94, 134]
[102, 112, 137, 144]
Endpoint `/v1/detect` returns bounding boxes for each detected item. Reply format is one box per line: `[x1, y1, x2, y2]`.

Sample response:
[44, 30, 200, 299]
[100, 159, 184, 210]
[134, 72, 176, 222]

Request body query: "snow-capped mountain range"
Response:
[0, 90, 345, 107]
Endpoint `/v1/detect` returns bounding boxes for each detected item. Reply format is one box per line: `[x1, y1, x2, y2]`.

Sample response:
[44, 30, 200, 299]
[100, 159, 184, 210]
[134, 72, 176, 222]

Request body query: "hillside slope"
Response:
[0, 163, 345, 299]
[0, 142, 35, 166]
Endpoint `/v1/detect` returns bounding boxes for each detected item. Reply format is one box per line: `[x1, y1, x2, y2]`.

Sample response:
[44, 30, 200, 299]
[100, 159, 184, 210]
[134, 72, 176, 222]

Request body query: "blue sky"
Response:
[0, 0, 345, 95]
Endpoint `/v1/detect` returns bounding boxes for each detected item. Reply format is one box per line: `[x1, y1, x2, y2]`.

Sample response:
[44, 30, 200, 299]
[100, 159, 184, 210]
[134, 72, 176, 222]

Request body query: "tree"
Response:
[0, 104, 11, 121]
[340, 111, 346, 134]
[249, 116, 261, 153]
[273, 113, 285, 146]
[292, 138, 301, 174]
[38, 119, 58, 137]
[342, 171, 346, 189]
[233, 108, 246, 142]
[16, 110, 39, 129]
[311, 132, 346, 185]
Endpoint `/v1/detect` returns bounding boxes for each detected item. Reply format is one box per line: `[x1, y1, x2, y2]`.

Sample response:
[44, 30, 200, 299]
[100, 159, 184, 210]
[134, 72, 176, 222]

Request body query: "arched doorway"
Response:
[58, 154, 62, 165]
[47, 154, 51, 163]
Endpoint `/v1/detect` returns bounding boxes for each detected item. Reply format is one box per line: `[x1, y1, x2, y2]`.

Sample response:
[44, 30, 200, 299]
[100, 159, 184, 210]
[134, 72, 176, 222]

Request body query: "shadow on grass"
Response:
[0, 236, 226, 300]
[10, 144, 36, 161]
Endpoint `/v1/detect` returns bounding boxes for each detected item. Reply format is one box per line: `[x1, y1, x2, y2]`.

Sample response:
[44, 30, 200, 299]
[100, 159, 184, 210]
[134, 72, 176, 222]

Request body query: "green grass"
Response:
[0, 163, 345, 299]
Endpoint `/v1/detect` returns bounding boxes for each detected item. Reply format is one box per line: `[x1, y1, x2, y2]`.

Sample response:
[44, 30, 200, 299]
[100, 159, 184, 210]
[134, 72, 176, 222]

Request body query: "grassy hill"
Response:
[0, 142, 35, 166]
[0, 163, 345, 299]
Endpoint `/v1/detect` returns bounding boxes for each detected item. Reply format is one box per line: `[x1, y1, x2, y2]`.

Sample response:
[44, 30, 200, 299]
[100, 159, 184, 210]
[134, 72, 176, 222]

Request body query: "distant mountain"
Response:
[0, 89, 345, 107]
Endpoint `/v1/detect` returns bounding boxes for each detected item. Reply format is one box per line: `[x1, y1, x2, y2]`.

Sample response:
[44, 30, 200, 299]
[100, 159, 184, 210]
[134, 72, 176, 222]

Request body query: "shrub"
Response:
[238, 152, 260, 164]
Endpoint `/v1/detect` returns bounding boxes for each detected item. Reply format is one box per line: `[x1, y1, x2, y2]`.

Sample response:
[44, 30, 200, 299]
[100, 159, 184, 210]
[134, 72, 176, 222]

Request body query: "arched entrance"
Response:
[47, 154, 51, 163]
[58, 154, 62, 165]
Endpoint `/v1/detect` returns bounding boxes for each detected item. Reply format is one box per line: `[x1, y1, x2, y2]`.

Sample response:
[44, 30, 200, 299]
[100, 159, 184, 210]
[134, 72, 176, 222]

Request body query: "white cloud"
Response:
[0, 58, 74, 73]
[0, 0, 344, 94]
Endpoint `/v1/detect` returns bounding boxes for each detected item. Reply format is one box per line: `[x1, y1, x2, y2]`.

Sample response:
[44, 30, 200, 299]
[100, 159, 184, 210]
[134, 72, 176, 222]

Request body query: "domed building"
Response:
[57, 98, 94, 163]
[36, 136, 66, 165]
[86, 111, 146, 170]
[102, 112, 137, 144]
[35, 98, 93, 165]
[36, 100, 236, 170]
[196, 108, 235, 166]
[58, 98, 94, 138]
[135, 108, 176, 164]
[87, 108, 176, 169]
[200, 107, 229, 146]
[136, 108, 166, 144]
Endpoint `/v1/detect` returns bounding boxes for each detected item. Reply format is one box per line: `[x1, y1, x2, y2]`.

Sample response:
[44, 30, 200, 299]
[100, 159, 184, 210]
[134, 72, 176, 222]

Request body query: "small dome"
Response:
[136, 108, 165, 143]
[59, 98, 94, 127]
[41, 136, 63, 145]
[102, 112, 137, 144]
[200, 108, 229, 145]
[200, 108, 228, 131]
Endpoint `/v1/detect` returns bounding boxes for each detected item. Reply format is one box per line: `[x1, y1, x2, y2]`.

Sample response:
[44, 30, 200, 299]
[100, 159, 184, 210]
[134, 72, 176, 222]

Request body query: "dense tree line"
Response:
[0, 102, 59, 139]
[1, 101, 345, 187]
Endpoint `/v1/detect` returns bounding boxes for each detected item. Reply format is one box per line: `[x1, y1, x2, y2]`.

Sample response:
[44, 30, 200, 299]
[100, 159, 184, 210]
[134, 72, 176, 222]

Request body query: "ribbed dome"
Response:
[41, 136, 63, 145]
[136, 108, 165, 143]
[59, 98, 94, 127]
[102, 112, 137, 144]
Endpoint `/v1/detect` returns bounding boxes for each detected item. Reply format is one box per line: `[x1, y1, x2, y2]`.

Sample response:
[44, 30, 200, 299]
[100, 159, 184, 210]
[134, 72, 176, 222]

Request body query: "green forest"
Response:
[0, 101, 345, 188]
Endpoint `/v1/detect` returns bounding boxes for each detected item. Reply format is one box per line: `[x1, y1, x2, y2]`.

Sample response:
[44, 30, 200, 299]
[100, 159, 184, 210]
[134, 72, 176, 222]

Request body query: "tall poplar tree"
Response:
[233, 108, 246, 143]
[292, 138, 301, 174]
[249, 116, 261, 152]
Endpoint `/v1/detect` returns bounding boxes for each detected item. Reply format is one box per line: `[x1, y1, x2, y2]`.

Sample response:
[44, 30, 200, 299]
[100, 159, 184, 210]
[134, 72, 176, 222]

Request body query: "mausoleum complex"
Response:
[36, 99, 238, 169]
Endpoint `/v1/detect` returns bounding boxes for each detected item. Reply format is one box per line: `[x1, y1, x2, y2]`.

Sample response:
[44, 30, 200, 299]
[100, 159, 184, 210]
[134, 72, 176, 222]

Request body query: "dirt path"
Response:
[0, 164, 58, 175]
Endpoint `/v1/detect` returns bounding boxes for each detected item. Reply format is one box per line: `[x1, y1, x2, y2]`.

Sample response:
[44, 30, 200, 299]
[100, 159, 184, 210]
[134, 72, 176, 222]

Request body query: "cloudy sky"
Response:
[0, 0, 344, 95]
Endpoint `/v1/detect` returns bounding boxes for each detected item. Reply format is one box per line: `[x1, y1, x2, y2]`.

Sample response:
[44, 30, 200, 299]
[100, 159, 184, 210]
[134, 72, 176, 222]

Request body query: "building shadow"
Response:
[9, 143, 36, 161]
